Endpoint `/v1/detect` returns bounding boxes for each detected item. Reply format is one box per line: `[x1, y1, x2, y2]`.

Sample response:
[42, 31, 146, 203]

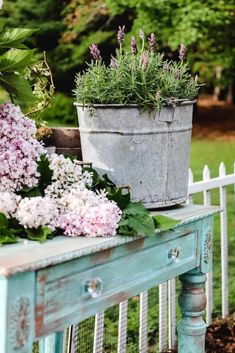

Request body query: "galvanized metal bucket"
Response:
[75, 101, 195, 209]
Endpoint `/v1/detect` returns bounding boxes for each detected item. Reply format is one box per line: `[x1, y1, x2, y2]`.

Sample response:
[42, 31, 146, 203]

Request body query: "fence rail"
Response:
[62, 162, 234, 353]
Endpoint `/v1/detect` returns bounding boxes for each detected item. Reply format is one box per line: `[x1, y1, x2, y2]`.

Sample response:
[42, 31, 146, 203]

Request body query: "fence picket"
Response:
[139, 292, 148, 353]
[203, 166, 213, 326]
[93, 313, 104, 353]
[159, 283, 168, 352]
[219, 162, 229, 317]
[168, 279, 176, 349]
[117, 301, 128, 353]
[187, 168, 194, 204]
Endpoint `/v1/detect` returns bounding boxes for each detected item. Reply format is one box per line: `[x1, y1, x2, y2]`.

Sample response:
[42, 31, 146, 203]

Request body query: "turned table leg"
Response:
[39, 332, 64, 353]
[177, 271, 207, 353]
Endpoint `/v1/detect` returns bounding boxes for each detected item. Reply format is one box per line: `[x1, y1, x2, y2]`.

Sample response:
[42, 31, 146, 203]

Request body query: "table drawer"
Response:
[36, 231, 198, 336]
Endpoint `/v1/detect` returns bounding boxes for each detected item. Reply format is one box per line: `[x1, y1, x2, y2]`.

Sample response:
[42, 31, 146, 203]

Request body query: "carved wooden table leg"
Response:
[39, 332, 64, 353]
[177, 271, 207, 353]
[0, 273, 35, 353]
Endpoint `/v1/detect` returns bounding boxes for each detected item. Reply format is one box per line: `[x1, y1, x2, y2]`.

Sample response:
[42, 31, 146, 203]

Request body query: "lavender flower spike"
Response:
[117, 25, 125, 44]
[89, 44, 101, 60]
[148, 33, 156, 52]
[139, 29, 145, 41]
[179, 43, 187, 61]
[131, 36, 138, 55]
[140, 53, 148, 70]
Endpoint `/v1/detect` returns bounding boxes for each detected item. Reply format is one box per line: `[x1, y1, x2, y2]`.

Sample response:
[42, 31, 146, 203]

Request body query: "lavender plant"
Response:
[75, 27, 199, 110]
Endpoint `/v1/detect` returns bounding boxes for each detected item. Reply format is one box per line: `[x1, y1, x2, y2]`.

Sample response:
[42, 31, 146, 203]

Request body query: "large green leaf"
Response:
[25, 226, 53, 243]
[0, 213, 9, 232]
[123, 202, 149, 216]
[128, 215, 156, 237]
[37, 155, 53, 194]
[0, 49, 35, 72]
[0, 213, 18, 244]
[153, 215, 180, 231]
[0, 28, 38, 48]
[0, 234, 18, 245]
[0, 72, 35, 102]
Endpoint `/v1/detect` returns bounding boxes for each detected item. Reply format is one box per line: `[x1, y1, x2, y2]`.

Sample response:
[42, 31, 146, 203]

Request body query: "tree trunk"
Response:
[212, 66, 222, 101]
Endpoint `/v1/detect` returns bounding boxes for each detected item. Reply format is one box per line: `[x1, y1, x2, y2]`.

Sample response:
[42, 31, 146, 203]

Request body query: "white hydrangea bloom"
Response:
[0, 1, 3, 10]
[16, 196, 59, 229]
[0, 191, 21, 218]
[45, 153, 93, 198]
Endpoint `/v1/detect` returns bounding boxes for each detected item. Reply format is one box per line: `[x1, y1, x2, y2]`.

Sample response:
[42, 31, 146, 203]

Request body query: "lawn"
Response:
[190, 139, 235, 315]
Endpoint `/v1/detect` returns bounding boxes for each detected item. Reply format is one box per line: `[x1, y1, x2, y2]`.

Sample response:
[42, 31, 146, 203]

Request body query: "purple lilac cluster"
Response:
[0, 106, 121, 238]
[0, 103, 45, 192]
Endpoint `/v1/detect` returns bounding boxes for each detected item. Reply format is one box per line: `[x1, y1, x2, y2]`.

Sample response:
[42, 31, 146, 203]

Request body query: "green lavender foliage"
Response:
[75, 40, 199, 110]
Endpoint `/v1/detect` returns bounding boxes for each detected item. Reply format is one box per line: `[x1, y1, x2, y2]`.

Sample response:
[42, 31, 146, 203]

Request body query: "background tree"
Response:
[2, 0, 235, 124]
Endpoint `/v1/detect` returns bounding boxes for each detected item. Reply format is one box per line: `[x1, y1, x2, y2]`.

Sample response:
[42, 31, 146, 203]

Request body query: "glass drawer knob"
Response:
[84, 278, 103, 298]
[169, 247, 182, 262]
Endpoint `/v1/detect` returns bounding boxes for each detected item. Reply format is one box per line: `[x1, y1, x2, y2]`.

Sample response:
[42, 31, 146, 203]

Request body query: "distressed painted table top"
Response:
[0, 204, 219, 277]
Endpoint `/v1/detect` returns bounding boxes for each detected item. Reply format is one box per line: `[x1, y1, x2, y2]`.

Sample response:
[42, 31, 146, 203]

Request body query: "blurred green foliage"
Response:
[41, 92, 77, 126]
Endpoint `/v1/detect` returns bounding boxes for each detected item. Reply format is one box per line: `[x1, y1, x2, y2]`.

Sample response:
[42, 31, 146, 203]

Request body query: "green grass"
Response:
[190, 139, 235, 315]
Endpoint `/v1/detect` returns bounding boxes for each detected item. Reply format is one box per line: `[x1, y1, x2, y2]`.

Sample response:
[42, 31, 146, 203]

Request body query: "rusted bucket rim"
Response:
[74, 99, 196, 108]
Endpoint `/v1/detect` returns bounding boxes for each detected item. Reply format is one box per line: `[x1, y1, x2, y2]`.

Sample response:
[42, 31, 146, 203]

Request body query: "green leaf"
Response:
[0, 214, 19, 245]
[127, 215, 156, 237]
[0, 72, 35, 102]
[25, 226, 53, 243]
[107, 188, 131, 210]
[0, 28, 38, 48]
[0, 213, 9, 231]
[153, 215, 180, 232]
[0, 234, 18, 245]
[19, 186, 42, 198]
[0, 49, 35, 72]
[123, 202, 149, 216]
[37, 155, 53, 193]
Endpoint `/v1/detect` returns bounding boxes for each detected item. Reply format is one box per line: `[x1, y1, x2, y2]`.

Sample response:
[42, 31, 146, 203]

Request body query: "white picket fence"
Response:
[67, 162, 235, 353]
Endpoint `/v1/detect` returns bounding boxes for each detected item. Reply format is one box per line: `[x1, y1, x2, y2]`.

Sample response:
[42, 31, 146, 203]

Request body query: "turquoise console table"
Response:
[0, 205, 218, 353]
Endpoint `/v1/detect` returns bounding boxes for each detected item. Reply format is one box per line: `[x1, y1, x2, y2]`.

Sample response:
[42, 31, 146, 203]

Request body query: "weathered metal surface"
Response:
[75, 101, 194, 208]
[0, 205, 219, 277]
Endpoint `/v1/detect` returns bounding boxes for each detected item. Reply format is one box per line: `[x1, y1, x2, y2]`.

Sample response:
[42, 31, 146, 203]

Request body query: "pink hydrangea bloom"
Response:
[58, 187, 121, 237]
[0, 103, 45, 192]
[59, 202, 121, 237]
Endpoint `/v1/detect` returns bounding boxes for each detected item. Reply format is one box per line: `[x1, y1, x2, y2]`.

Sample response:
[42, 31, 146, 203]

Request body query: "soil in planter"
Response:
[161, 313, 235, 353]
